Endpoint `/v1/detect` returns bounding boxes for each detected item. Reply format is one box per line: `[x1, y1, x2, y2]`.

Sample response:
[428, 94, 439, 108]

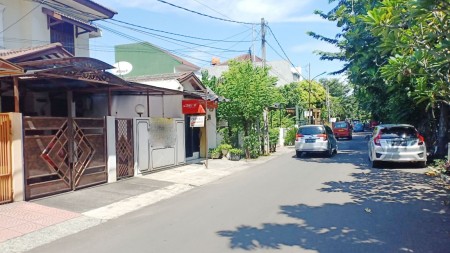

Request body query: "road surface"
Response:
[28, 133, 450, 253]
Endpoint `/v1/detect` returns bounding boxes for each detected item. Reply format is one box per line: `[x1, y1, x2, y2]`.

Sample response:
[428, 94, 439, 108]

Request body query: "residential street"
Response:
[28, 133, 450, 253]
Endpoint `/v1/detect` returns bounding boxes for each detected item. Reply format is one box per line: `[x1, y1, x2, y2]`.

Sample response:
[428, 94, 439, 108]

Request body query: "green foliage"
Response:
[243, 131, 261, 159]
[218, 143, 232, 151]
[284, 127, 297, 146]
[209, 148, 221, 158]
[269, 128, 279, 145]
[228, 148, 244, 156]
[217, 60, 280, 133]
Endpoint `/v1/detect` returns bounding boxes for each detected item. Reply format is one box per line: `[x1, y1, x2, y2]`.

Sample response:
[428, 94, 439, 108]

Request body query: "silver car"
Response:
[295, 125, 338, 157]
[367, 124, 427, 168]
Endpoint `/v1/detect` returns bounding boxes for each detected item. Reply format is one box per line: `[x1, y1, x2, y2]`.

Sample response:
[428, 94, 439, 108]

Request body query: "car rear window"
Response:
[334, 122, 347, 128]
[380, 126, 417, 139]
[298, 126, 325, 135]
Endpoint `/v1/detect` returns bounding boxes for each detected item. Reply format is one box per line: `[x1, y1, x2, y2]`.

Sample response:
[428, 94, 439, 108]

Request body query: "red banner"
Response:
[182, 99, 217, 114]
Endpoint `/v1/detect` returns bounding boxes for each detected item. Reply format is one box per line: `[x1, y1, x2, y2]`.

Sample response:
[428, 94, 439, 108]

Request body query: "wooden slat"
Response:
[0, 114, 12, 204]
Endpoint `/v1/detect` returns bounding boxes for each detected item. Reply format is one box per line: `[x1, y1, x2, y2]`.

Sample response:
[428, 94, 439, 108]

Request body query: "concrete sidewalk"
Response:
[0, 147, 292, 252]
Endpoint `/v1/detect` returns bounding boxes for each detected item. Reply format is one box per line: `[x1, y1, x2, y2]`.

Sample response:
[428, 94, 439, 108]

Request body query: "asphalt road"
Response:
[28, 133, 450, 253]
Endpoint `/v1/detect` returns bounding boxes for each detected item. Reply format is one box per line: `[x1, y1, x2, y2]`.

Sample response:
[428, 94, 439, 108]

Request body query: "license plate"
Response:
[338, 129, 344, 132]
[305, 139, 316, 143]
[392, 141, 405, 146]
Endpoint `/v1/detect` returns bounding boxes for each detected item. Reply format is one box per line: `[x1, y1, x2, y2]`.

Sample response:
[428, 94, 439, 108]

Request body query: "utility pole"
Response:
[308, 63, 312, 124]
[261, 18, 269, 155]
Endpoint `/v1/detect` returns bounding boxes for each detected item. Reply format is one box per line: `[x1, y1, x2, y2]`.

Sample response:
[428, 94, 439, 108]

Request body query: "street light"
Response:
[307, 66, 327, 124]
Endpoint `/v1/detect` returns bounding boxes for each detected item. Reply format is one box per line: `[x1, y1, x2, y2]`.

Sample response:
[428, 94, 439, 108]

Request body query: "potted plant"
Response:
[218, 143, 232, 156]
[228, 148, 243, 161]
[209, 148, 221, 159]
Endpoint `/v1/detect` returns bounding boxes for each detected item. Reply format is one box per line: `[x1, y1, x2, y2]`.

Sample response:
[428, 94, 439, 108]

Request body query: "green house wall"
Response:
[114, 42, 181, 77]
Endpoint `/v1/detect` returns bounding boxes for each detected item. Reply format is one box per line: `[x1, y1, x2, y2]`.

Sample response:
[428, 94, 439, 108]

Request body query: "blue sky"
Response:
[91, 0, 344, 80]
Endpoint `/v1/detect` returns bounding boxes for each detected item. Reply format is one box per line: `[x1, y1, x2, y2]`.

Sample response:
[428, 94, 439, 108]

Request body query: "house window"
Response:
[50, 22, 75, 55]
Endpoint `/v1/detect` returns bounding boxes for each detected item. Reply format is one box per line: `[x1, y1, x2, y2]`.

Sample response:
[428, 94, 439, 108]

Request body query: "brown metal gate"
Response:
[24, 117, 107, 200]
[0, 114, 12, 204]
[115, 119, 134, 180]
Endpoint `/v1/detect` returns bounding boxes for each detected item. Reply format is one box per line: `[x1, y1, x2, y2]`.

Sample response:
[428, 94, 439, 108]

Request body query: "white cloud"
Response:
[95, 0, 323, 24]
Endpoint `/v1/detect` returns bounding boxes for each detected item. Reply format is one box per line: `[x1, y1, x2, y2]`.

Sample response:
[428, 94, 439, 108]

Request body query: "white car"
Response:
[295, 125, 338, 158]
[367, 124, 427, 168]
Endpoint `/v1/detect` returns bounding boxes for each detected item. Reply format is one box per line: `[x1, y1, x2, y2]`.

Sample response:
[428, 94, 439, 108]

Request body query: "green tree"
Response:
[364, 0, 450, 155]
[216, 60, 280, 157]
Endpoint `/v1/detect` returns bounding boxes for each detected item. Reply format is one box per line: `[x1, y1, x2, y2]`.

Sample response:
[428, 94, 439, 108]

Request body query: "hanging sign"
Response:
[190, 116, 205, 127]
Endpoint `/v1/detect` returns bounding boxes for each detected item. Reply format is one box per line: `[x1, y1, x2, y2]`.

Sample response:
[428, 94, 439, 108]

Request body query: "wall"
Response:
[10, 113, 24, 201]
[0, 0, 91, 57]
[111, 94, 183, 119]
[115, 43, 180, 77]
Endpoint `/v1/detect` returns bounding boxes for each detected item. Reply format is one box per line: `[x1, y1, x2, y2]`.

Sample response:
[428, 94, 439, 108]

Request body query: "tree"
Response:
[215, 60, 280, 158]
[364, 0, 450, 156]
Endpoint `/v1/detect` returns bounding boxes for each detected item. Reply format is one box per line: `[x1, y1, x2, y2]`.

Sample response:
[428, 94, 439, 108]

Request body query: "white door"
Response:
[176, 120, 185, 164]
[136, 120, 150, 172]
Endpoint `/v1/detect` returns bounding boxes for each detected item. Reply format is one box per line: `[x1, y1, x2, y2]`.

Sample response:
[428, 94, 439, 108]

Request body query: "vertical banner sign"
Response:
[190, 116, 205, 127]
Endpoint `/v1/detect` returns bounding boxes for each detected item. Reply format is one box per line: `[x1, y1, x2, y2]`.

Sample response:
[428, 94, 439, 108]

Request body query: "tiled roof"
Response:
[125, 72, 193, 82]
[0, 43, 73, 62]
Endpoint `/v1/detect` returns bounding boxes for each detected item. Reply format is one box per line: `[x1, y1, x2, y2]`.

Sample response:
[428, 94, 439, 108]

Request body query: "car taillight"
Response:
[374, 134, 381, 146]
[296, 133, 303, 141]
[317, 134, 328, 141]
[417, 133, 424, 145]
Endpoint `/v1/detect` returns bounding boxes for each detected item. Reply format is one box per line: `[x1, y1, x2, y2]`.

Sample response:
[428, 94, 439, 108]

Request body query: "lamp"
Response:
[135, 104, 145, 117]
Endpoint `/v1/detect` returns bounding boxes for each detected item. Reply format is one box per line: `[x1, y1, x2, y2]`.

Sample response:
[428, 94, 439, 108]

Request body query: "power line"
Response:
[266, 25, 306, 80]
[157, 0, 258, 25]
[99, 22, 247, 53]
[108, 19, 252, 43]
[98, 24, 212, 64]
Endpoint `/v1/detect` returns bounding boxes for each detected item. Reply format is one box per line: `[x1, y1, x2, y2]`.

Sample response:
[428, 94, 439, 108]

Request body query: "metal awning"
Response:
[43, 7, 98, 36]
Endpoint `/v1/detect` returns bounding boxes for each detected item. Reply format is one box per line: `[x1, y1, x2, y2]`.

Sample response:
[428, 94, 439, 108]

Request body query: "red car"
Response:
[333, 121, 353, 140]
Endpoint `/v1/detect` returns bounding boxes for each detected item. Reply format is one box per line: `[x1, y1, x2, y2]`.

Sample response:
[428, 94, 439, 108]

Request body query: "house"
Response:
[113, 42, 218, 161]
[202, 54, 302, 87]
[0, 0, 116, 56]
[114, 42, 200, 77]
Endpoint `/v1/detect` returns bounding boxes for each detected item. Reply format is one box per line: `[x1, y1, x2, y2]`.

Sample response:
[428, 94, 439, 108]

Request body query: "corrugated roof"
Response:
[0, 43, 73, 62]
[125, 72, 193, 82]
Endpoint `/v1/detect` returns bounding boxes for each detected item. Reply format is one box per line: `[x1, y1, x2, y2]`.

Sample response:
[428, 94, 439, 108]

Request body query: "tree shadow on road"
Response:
[217, 166, 450, 252]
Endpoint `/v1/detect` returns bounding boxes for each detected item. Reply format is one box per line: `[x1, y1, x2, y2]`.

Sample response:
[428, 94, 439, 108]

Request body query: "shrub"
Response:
[229, 148, 244, 155]
[284, 127, 297, 146]
[218, 143, 232, 151]
[243, 131, 261, 158]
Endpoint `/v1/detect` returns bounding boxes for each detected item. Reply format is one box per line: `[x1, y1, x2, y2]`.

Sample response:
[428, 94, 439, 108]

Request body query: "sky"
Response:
[91, 0, 345, 80]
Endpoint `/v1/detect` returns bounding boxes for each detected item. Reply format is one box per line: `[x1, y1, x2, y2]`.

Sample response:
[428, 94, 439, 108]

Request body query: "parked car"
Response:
[295, 125, 338, 157]
[367, 124, 427, 168]
[333, 121, 353, 140]
[353, 122, 364, 132]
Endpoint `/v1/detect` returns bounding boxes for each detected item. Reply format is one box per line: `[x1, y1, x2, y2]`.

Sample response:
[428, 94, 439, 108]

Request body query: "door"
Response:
[176, 120, 185, 165]
[115, 119, 134, 180]
[136, 119, 150, 172]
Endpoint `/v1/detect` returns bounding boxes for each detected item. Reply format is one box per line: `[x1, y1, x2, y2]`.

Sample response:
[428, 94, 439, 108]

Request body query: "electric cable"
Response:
[1, 1, 43, 33]
[156, 0, 258, 25]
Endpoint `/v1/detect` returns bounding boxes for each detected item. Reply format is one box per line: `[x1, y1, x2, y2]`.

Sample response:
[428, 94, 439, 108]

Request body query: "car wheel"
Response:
[417, 161, 427, 168]
[296, 151, 302, 158]
[371, 160, 381, 168]
[326, 146, 333, 157]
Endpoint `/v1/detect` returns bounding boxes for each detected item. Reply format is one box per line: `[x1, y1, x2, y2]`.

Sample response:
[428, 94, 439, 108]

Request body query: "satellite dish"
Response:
[111, 61, 133, 75]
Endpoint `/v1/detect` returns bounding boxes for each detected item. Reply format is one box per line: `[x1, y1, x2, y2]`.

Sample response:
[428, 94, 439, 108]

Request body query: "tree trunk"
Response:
[244, 120, 250, 159]
[436, 102, 449, 157]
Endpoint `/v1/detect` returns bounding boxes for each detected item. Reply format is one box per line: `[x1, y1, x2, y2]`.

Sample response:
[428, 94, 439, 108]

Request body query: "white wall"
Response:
[112, 95, 183, 118]
[0, 0, 92, 56]
[10, 113, 24, 201]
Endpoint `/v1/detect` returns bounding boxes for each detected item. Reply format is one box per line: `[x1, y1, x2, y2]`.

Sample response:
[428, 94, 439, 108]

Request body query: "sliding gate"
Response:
[24, 117, 107, 200]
